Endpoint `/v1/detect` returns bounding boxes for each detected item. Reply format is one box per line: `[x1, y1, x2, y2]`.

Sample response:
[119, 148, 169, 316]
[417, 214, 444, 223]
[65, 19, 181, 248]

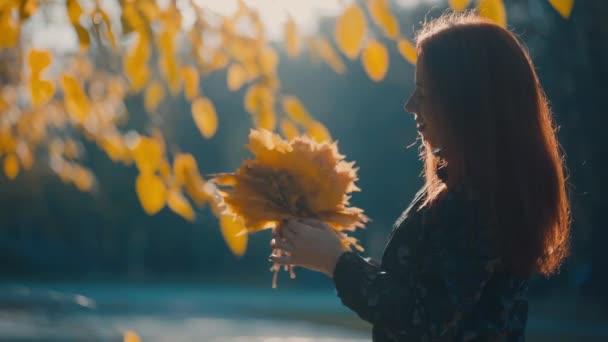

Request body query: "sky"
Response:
[29, 0, 440, 51]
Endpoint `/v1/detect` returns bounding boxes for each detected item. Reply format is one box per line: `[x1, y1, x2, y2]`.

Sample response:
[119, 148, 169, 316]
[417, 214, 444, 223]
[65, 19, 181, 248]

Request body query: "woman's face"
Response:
[404, 58, 440, 148]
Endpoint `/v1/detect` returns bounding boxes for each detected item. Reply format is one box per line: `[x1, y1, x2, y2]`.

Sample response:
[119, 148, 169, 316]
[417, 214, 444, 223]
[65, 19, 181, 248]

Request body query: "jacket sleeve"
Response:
[332, 195, 499, 339]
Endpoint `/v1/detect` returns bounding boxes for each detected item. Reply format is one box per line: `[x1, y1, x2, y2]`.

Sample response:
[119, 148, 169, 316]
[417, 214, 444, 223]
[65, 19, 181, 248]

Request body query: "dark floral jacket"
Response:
[332, 184, 529, 341]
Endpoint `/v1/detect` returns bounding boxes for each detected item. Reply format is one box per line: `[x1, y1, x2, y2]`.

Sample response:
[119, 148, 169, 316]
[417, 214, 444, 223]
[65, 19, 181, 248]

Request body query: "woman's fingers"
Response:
[270, 237, 294, 252]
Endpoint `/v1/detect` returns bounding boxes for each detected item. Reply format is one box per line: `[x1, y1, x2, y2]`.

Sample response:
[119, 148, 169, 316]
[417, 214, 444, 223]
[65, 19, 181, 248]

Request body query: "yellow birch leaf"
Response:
[138, 0, 160, 21]
[4, 153, 19, 180]
[335, 4, 367, 59]
[362, 40, 389, 82]
[548, 0, 574, 19]
[244, 85, 261, 113]
[397, 39, 417, 65]
[227, 64, 247, 91]
[61, 74, 90, 123]
[100, 133, 131, 163]
[160, 54, 181, 95]
[449, 0, 472, 11]
[66, 0, 83, 24]
[0, 15, 19, 49]
[173, 153, 197, 185]
[97, 9, 117, 49]
[306, 121, 332, 143]
[74, 24, 90, 50]
[167, 188, 195, 221]
[28, 49, 52, 76]
[16, 144, 34, 170]
[64, 138, 80, 159]
[284, 16, 299, 57]
[192, 97, 218, 139]
[280, 119, 299, 139]
[477, 0, 507, 28]
[30, 79, 55, 107]
[258, 107, 276, 131]
[144, 80, 165, 113]
[368, 0, 400, 39]
[259, 47, 279, 76]
[181, 66, 199, 101]
[123, 330, 141, 342]
[310, 38, 346, 74]
[124, 32, 150, 92]
[220, 214, 248, 256]
[131, 136, 163, 173]
[19, 0, 38, 20]
[282, 96, 313, 126]
[74, 167, 94, 192]
[135, 172, 166, 215]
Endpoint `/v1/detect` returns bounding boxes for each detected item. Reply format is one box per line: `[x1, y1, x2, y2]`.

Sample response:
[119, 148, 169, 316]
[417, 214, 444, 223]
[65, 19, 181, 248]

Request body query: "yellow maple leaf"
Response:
[210, 129, 368, 286]
[362, 40, 389, 81]
[335, 4, 367, 59]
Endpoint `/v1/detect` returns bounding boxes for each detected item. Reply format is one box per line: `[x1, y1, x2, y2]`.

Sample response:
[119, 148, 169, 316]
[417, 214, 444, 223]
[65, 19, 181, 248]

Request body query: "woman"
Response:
[269, 12, 570, 341]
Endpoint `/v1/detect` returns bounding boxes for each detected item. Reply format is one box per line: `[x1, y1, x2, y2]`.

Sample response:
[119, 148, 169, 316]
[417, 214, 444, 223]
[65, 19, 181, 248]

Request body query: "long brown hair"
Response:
[415, 12, 570, 277]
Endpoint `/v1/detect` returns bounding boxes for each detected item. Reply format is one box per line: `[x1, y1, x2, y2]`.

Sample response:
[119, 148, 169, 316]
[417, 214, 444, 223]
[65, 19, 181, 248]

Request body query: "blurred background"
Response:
[1, 0, 607, 341]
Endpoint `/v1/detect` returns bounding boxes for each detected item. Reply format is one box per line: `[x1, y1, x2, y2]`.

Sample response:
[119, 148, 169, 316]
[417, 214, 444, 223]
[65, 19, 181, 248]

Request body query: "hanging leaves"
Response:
[61, 74, 90, 123]
[308, 37, 346, 74]
[397, 39, 418, 65]
[548, 0, 574, 19]
[284, 16, 300, 57]
[335, 4, 367, 59]
[227, 64, 247, 91]
[449, 0, 473, 11]
[362, 40, 389, 81]
[367, 0, 400, 39]
[192, 97, 218, 139]
[477, 0, 507, 28]
[4, 153, 19, 180]
[167, 188, 196, 221]
[144, 80, 165, 113]
[181, 66, 199, 101]
[135, 172, 166, 215]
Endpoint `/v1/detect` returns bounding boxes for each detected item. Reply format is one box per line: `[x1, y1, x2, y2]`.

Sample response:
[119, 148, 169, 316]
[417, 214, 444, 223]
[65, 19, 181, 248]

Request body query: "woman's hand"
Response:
[269, 218, 347, 278]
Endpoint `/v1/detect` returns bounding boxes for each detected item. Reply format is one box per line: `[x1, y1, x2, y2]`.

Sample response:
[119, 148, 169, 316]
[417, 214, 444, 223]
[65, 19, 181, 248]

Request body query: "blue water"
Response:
[0, 282, 607, 341]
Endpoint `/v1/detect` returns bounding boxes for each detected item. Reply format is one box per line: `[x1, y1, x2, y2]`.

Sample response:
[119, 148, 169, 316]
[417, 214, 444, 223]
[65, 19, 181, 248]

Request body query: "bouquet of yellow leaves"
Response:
[210, 129, 368, 287]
